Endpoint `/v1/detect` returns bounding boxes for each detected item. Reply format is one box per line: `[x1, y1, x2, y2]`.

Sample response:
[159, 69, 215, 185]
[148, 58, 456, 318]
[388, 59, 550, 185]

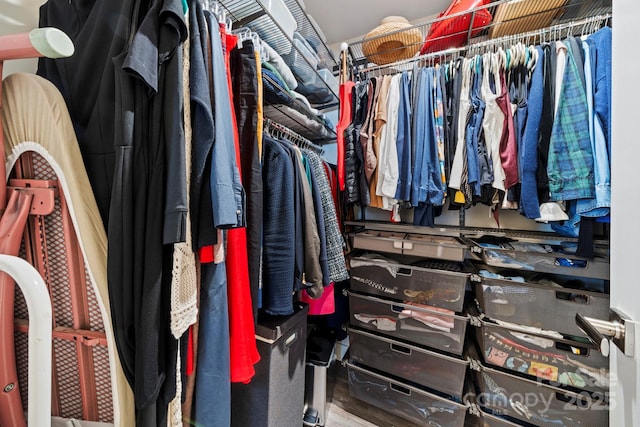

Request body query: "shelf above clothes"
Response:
[262, 73, 337, 144]
[347, 0, 612, 69]
[218, 0, 340, 110]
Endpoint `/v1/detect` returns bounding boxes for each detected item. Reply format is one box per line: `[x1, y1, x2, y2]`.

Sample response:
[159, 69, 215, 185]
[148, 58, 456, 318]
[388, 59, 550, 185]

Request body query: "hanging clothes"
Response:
[547, 42, 595, 201]
[261, 135, 296, 315]
[37, 0, 136, 224]
[376, 74, 401, 211]
[291, 144, 323, 298]
[213, 14, 260, 384]
[449, 58, 473, 203]
[352, 81, 372, 206]
[576, 28, 611, 218]
[496, 58, 519, 191]
[369, 75, 392, 209]
[481, 52, 507, 193]
[520, 46, 545, 219]
[468, 56, 492, 203]
[306, 152, 349, 283]
[337, 79, 356, 192]
[299, 152, 338, 315]
[536, 43, 556, 205]
[230, 38, 264, 322]
[394, 71, 412, 202]
[194, 235, 230, 426]
[359, 77, 379, 199]
[344, 84, 363, 205]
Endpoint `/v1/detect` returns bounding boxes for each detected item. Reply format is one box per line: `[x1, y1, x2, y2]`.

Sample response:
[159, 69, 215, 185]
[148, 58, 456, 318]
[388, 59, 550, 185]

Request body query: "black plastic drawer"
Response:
[351, 229, 468, 261]
[474, 275, 609, 338]
[348, 327, 469, 398]
[347, 361, 468, 427]
[349, 254, 470, 312]
[348, 291, 469, 355]
[473, 364, 608, 427]
[474, 317, 609, 393]
[467, 236, 609, 280]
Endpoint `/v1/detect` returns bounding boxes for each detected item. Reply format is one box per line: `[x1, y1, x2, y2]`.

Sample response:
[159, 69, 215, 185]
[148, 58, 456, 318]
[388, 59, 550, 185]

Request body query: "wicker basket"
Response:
[362, 16, 422, 65]
[489, 0, 567, 38]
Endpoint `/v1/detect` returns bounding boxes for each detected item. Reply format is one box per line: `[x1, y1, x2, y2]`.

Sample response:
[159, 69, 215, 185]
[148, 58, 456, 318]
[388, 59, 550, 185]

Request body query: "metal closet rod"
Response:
[356, 13, 612, 77]
[264, 118, 325, 155]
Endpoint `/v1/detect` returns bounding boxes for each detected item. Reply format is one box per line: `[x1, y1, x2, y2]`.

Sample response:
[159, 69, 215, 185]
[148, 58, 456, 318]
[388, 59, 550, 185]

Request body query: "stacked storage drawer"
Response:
[346, 230, 473, 426]
[467, 233, 611, 426]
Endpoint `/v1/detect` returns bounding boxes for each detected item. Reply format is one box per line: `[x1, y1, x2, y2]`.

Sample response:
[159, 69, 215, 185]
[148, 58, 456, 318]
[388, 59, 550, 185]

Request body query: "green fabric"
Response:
[261, 61, 294, 96]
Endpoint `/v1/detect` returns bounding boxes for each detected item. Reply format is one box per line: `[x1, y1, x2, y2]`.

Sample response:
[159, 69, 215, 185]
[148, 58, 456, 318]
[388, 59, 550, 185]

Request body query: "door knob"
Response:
[575, 308, 635, 357]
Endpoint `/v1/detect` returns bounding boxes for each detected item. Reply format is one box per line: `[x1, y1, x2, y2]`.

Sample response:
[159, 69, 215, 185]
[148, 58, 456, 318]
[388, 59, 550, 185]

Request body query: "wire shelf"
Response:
[347, 0, 612, 69]
[218, 0, 339, 110]
[262, 73, 336, 143]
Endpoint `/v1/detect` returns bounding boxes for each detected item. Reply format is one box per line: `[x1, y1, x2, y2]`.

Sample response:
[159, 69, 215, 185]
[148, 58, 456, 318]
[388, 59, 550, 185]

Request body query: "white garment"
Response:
[262, 40, 299, 90]
[481, 52, 507, 191]
[554, 41, 568, 118]
[449, 58, 472, 190]
[171, 34, 198, 339]
[376, 73, 401, 210]
[537, 41, 569, 215]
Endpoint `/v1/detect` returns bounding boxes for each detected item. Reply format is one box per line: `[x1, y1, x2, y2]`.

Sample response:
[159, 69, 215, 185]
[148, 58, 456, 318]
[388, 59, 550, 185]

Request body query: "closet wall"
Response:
[610, 1, 640, 426]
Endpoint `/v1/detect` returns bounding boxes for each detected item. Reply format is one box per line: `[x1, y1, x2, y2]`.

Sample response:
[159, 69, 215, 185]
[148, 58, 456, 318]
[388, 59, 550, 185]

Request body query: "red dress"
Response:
[221, 26, 260, 384]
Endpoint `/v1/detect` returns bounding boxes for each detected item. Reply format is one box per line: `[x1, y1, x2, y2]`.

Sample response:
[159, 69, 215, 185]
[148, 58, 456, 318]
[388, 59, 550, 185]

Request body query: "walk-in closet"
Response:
[0, 0, 638, 426]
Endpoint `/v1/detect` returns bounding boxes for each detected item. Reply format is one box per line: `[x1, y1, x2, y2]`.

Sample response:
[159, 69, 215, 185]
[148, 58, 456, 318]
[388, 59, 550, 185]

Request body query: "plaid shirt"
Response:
[548, 47, 595, 201]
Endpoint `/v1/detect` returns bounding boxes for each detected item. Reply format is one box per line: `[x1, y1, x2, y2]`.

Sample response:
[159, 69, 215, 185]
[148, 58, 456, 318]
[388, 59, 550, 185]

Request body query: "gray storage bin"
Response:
[467, 237, 610, 280]
[351, 229, 468, 261]
[474, 317, 609, 393]
[349, 254, 470, 312]
[348, 291, 469, 355]
[231, 304, 308, 427]
[473, 364, 609, 427]
[347, 361, 468, 427]
[350, 230, 407, 255]
[474, 275, 609, 338]
[348, 327, 469, 398]
[404, 233, 468, 261]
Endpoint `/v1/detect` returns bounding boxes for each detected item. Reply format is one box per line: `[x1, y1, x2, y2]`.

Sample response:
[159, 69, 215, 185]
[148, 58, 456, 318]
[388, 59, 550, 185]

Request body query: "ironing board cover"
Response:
[1, 73, 134, 425]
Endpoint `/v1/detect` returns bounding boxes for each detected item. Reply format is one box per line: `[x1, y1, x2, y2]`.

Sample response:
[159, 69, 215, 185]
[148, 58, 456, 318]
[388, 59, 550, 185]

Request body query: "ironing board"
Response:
[0, 30, 134, 426]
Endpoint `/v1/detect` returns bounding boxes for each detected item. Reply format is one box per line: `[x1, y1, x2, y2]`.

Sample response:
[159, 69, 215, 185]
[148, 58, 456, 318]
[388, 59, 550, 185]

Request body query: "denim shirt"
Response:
[206, 11, 246, 229]
[587, 27, 612, 160]
[576, 39, 610, 217]
[520, 46, 545, 219]
[394, 71, 413, 202]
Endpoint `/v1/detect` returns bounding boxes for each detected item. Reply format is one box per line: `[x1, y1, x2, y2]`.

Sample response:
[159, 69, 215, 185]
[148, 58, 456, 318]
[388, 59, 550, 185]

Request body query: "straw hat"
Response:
[362, 16, 422, 65]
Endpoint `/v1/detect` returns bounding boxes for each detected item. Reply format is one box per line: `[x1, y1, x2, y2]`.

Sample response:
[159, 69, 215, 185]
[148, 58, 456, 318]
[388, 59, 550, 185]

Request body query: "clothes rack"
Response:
[353, 13, 611, 79]
[264, 117, 325, 155]
[346, 0, 611, 69]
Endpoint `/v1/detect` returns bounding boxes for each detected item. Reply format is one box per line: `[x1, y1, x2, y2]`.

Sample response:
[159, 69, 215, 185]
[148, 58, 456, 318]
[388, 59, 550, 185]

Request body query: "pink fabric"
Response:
[300, 283, 335, 315]
[496, 70, 519, 189]
[398, 302, 455, 330]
